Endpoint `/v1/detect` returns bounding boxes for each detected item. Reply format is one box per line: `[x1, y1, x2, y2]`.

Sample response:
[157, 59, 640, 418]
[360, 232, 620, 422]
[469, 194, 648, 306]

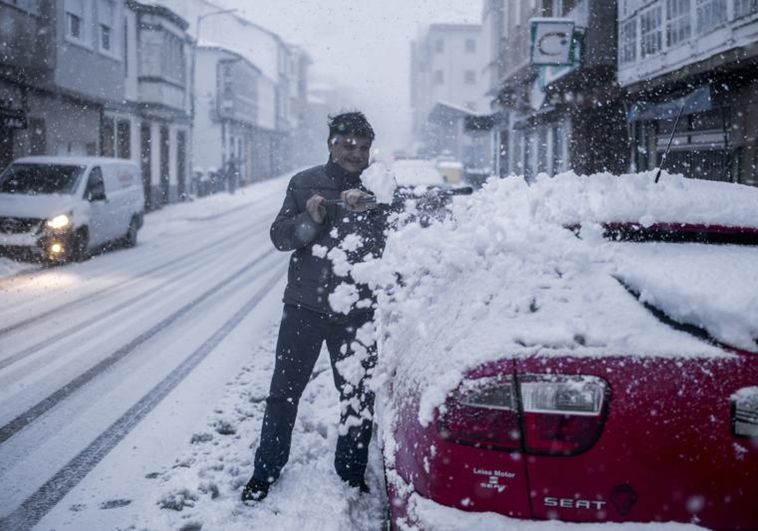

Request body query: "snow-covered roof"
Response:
[11, 156, 137, 168]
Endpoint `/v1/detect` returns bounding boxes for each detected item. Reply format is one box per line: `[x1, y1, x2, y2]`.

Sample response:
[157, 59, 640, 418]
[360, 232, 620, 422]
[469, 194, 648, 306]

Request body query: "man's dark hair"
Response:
[328, 112, 375, 142]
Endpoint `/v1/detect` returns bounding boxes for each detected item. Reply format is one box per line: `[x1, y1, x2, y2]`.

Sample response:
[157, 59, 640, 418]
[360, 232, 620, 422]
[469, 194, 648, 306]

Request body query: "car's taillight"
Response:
[520, 375, 608, 456]
[732, 387, 758, 439]
[438, 374, 609, 456]
[438, 376, 521, 450]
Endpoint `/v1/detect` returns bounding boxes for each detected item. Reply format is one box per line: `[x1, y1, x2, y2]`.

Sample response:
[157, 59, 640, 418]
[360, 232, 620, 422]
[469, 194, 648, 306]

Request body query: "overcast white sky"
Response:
[214, 1, 483, 155]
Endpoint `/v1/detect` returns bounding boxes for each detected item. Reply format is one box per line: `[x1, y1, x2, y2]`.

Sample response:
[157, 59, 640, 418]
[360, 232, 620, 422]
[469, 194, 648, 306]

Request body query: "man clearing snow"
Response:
[241, 112, 388, 502]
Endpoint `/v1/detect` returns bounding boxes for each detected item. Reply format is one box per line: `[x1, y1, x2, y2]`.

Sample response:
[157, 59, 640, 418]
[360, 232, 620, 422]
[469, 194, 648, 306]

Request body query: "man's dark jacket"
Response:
[270, 160, 389, 317]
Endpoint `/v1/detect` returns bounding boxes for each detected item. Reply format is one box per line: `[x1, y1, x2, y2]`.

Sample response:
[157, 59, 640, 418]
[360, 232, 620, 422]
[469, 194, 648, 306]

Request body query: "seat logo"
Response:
[544, 497, 606, 510]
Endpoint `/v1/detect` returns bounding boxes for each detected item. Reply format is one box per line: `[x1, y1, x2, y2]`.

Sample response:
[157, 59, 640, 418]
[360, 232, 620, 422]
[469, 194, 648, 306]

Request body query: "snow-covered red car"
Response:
[368, 171, 758, 530]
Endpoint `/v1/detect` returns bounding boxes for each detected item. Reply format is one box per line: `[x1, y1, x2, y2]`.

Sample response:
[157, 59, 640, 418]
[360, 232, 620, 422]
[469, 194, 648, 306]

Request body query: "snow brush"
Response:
[324, 186, 474, 206]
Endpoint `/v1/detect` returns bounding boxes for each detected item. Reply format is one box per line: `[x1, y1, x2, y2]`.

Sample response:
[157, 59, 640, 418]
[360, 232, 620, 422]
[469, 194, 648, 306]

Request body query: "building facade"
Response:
[490, 0, 627, 181]
[116, 0, 192, 208]
[410, 23, 491, 166]
[154, 0, 311, 179]
[0, 0, 125, 169]
[0, 0, 193, 209]
[618, 0, 758, 186]
[194, 45, 283, 188]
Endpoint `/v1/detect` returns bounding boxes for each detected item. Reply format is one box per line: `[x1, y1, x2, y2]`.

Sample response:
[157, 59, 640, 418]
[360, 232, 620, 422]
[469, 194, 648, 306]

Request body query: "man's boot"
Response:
[241, 477, 271, 502]
[346, 478, 370, 494]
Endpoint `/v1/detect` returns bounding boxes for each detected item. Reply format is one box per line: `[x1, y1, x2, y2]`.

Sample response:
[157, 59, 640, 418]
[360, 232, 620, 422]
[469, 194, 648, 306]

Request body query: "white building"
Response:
[410, 23, 490, 165]
[104, 0, 192, 208]
[154, 0, 310, 177]
[193, 45, 281, 186]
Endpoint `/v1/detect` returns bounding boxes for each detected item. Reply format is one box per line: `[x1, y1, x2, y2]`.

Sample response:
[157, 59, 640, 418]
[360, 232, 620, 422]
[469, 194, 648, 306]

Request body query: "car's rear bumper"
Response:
[389, 487, 715, 531]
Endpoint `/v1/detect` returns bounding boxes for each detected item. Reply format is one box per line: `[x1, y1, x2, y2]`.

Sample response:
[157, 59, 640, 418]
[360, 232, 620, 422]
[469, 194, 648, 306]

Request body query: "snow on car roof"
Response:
[532, 170, 758, 229]
[341, 172, 745, 426]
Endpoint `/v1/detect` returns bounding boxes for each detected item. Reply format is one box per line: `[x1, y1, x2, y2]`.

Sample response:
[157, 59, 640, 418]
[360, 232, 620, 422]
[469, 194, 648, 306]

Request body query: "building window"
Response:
[666, 0, 692, 46]
[101, 116, 115, 157]
[696, 0, 727, 33]
[465, 38, 476, 52]
[435, 39, 444, 53]
[537, 127, 548, 174]
[68, 13, 82, 40]
[123, 17, 128, 75]
[434, 70, 444, 84]
[100, 24, 111, 50]
[553, 124, 564, 172]
[2, 0, 40, 15]
[98, 0, 116, 53]
[65, 0, 87, 43]
[117, 119, 130, 159]
[619, 17, 637, 64]
[29, 118, 46, 155]
[734, 0, 758, 18]
[620, 0, 639, 18]
[162, 33, 185, 84]
[464, 70, 476, 85]
[640, 5, 663, 58]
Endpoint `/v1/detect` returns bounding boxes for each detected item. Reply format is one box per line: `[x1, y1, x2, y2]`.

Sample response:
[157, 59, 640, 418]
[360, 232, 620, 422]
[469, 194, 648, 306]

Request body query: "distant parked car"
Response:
[0, 156, 144, 262]
[435, 157, 464, 184]
[390, 159, 470, 224]
[377, 172, 758, 530]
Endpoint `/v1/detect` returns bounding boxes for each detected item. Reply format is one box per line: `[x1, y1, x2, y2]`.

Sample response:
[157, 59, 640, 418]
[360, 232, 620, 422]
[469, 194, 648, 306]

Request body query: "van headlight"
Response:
[46, 214, 71, 230]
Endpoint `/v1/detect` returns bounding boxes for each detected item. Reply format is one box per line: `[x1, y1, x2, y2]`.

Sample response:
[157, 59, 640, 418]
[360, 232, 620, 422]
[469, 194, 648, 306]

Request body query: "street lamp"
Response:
[188, 8, 238, 186]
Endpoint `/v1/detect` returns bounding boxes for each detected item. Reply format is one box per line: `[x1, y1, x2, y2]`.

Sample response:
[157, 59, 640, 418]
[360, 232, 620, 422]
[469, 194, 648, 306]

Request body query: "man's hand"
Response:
[341, 189, 376, 212]
[306, 194, 326, 224]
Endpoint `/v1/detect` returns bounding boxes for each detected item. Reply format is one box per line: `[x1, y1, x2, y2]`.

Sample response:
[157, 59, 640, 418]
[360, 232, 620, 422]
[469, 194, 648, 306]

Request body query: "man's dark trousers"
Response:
[253, 304, 377, 484]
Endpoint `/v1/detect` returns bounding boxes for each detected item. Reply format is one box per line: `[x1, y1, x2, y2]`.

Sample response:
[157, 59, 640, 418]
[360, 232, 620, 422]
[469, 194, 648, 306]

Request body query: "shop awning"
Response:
[464, 111, 506, 132]
[627, 85, 712, 122]
[428, 101, 475, 124]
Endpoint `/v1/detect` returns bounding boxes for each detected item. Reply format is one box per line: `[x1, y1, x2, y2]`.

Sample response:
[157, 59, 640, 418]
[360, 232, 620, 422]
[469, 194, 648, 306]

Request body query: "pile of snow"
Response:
[614, 244, 758, 351]
[135, 330, 386, 530]
[532, 170, 758, 228]
[322, 170, 758, 430]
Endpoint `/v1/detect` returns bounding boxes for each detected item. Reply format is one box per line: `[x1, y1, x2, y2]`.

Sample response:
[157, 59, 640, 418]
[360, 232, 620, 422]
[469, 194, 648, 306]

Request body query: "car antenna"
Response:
[654, 102, 686, 184]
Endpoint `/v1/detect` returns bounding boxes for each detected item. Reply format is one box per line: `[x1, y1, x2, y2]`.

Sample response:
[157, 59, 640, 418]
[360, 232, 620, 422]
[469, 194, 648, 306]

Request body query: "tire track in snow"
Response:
[0, 265, 286, 531]
[0, 247, 278, 446]
[0, 220, 269, 372]
[0, 214, 271, 339]
[0, 187, 281, 293]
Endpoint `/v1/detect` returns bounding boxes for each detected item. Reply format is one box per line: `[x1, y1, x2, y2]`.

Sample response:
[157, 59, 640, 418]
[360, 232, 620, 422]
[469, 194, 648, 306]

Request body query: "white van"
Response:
[0, 156, 144, 262]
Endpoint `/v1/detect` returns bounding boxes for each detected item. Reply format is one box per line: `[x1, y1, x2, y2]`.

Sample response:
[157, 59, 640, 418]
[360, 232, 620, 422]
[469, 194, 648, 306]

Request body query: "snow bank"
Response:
[318, 168, 758, 440]
[532, 170, 758, 228]
[350, 174, 740, 426]
[406, 492, 706, 531]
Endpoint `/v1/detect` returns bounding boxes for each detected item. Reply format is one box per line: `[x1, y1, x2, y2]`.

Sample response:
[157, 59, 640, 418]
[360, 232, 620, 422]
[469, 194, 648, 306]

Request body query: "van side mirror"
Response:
[87, 181, 106, 202]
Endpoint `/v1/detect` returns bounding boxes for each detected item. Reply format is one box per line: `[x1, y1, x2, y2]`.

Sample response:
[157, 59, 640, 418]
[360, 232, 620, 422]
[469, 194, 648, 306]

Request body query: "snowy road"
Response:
[0, 178, 350, 530]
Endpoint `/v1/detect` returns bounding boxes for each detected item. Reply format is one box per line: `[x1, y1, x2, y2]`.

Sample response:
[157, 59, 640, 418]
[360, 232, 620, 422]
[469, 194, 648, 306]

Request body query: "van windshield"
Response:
[0, 163, 85, 195]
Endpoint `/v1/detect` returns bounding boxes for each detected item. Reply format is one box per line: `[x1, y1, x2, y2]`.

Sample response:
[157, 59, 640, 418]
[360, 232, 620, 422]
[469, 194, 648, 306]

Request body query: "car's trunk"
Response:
[516, 353, 758, 530]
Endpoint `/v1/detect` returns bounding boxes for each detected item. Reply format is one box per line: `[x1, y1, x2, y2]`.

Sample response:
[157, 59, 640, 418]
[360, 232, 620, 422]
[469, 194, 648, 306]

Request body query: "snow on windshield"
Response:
[613, 243, 758, 352]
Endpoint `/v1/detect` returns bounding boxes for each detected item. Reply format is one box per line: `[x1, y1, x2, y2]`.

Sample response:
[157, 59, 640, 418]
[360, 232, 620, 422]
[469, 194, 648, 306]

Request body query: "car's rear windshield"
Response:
[0, 163, 85, 195]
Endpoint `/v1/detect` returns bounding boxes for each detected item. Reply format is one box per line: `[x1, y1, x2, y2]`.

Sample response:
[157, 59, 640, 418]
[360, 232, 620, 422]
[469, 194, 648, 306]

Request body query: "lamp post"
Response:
[188, 8, 238, 187]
